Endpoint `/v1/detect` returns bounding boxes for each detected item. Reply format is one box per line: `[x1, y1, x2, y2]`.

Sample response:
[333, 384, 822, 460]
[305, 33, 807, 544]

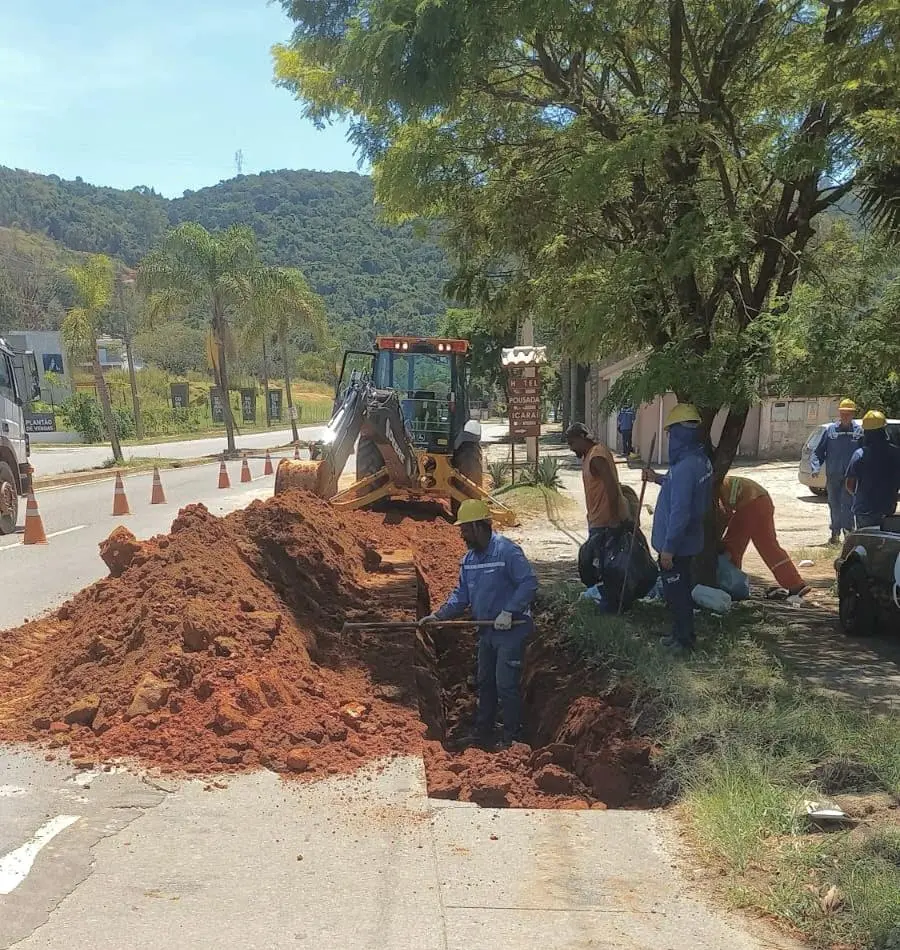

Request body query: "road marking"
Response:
[0, 815, 80, 895]
[0, 524, 87, 552]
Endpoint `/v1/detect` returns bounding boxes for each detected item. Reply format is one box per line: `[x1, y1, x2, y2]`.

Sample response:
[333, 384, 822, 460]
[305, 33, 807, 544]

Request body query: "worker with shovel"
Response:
[420, 499, 538, 750]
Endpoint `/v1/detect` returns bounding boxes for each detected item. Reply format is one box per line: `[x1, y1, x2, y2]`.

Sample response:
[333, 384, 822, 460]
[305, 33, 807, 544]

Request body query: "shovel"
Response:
[341, 619, 525, 634]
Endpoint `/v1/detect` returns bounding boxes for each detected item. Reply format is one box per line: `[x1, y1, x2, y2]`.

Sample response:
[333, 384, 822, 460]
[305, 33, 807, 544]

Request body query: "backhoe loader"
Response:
[274, 336, 515, 525]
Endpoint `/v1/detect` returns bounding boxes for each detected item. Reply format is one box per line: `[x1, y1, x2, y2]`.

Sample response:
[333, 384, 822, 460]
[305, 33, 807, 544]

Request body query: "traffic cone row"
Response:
[22, 452, 282, 546]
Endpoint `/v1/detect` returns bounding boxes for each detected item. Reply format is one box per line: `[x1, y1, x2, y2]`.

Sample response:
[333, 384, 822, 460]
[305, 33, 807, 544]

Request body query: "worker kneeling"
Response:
[420, 500, 538, 750]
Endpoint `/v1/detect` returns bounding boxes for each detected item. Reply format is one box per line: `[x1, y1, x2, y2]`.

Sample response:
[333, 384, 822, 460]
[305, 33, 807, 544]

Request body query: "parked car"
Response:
[799, 419, 900, 496]
[835, 515, 900, 636]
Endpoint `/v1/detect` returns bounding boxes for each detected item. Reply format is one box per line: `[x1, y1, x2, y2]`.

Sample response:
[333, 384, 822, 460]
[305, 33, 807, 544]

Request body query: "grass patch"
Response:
[494, 484, 580, 522]
[557, 598, 900, 949]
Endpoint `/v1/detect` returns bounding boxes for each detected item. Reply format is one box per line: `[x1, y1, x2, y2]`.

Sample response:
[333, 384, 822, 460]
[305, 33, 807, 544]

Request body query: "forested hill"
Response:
[0, 166, 451, 340]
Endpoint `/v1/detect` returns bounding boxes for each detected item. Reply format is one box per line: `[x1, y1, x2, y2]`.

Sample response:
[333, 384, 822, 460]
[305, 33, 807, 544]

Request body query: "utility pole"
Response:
[234, 150, 244, 175]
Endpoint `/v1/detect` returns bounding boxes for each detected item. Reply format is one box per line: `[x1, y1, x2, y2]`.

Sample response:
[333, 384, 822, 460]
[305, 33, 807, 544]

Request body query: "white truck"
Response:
[0, 336, 40, 534]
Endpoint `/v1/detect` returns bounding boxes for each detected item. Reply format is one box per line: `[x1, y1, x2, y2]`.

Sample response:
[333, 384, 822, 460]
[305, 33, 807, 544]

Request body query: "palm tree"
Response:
[138, 223, 257, 455]
[63, 255, 123, 462]
[242, 267, 327, 444]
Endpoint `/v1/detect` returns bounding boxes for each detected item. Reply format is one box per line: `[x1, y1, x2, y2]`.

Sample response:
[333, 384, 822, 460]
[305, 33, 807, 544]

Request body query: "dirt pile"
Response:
[0, 489, 657, 809]
[0, 493, 463, 775]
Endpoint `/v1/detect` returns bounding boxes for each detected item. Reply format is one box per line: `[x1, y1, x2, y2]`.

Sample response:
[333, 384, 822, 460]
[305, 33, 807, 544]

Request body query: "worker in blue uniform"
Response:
[642, 404, 713, 653]
[617, 405, 637, 457]
[421, 499, 538, 749]
[811, 399, 863, 544]
[845, 410, 900, 529]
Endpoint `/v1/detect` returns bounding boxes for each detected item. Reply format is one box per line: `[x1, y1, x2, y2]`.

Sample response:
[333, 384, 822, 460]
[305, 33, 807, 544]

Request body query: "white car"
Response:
[799, 419, 900, 496]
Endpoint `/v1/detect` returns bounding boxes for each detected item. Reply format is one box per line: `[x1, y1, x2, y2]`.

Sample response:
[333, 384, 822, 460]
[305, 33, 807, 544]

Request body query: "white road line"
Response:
[0, 815, 80, 895]
[0, 525, 87, 552]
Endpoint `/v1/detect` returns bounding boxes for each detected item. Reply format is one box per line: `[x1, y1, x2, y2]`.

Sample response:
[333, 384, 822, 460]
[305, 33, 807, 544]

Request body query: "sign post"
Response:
[240, 388, 257, 424]
[209, 387, 225, 425]
[170, 383, 189, 410]
[501, 346, 547, 483]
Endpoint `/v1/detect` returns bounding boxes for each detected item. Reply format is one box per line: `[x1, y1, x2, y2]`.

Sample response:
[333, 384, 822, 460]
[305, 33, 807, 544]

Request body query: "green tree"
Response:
[138, 223, 258, 454]
[62, 254, 123, 461]
[242, 266, 328, 443]
[275, 0, 900, 478]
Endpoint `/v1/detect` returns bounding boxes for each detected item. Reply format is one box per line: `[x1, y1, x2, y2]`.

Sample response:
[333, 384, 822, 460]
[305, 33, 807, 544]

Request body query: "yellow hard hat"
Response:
[454, 499, 491, 525]
[664, 403, 702, 429]
[862, 410, 886, 430]
[839, 398, 857, 411]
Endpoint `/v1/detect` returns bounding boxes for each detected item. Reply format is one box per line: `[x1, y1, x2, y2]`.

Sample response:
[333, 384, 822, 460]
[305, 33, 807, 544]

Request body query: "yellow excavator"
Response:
[274, 336, 516, 525]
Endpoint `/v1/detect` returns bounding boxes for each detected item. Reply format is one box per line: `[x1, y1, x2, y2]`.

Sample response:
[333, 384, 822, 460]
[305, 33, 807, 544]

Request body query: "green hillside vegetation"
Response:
[0, 166, 451, 344]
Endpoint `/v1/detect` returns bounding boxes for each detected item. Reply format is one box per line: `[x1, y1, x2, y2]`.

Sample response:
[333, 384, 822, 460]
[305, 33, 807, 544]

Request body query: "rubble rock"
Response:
[63, 695, 101, 727]
[125, 673, 175, 720]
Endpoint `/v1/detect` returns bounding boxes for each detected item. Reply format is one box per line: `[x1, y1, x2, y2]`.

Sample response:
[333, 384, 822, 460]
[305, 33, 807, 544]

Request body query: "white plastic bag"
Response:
[692, 584, 732, 614]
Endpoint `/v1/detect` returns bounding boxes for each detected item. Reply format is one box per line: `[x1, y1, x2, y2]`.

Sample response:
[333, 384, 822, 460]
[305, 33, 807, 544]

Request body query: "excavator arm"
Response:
[274, 372, 420, 499]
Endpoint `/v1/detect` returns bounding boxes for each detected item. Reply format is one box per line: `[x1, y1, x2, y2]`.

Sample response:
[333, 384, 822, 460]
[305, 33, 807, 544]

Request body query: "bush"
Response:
[520, 456, 563, 490]
[486, 458, 511, 489]
[58, 393, 104, 442]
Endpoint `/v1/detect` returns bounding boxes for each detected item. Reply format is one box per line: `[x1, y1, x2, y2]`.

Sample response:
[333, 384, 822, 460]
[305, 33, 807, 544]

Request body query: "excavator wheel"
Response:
[356, 437, 385, 481]
[450, 441, 484, 519]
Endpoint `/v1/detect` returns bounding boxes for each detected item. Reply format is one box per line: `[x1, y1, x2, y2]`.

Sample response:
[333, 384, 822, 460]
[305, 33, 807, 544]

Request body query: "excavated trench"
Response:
[341, 563, 660, 810]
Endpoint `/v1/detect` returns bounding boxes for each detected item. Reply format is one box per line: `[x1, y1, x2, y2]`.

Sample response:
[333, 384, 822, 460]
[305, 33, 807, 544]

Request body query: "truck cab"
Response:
[0, 337, 39, 534]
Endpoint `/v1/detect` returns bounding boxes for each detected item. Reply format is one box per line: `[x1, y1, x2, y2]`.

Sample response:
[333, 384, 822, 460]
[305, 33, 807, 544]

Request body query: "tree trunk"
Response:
[694, 406, 750, 585]
[213, 305, 237, 455]
[93, 356, 123, 462]
[123, 330, 144, 441]
[261, 336, 271, 427]
[560, 359, 572, 429]
[281, 328, 300, 443]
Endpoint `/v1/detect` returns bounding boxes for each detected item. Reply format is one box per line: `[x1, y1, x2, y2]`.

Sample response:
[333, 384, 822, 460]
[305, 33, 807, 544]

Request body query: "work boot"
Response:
[828, 534, 841, 546]
[660, 635, 694, 654]
[456, 728, 496, 751]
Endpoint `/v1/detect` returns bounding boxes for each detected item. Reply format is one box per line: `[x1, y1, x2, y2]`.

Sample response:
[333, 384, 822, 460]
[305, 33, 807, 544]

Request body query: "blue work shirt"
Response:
[846, 431, 900, 520]
[617, 407, 636, 431]
[434, 533, 538, 628]
[651, 424, 713, 557]
[812, 421, 862, 483]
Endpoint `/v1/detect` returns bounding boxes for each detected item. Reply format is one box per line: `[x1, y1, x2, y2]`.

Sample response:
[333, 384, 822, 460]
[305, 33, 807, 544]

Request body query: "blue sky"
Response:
[0, 0, 360, 197]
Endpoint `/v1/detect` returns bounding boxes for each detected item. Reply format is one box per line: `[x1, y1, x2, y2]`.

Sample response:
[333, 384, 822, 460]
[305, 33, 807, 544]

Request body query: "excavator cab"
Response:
[274, 335, 516, 525]
[372, 337, 469, 454]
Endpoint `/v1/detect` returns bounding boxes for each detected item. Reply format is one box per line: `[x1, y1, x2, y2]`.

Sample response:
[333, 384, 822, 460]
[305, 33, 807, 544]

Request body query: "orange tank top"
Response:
[583, 443, 628, 528]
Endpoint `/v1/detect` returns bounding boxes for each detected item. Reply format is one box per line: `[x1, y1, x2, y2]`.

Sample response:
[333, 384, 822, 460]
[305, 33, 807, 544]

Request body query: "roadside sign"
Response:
[240, 388, 257, 423]
[267, 389, 283, 422]
[506, 366, 541, 438]
[209, 387, 225, 424]
[170, 382, 189, 410]
[25, 412, 56, 433]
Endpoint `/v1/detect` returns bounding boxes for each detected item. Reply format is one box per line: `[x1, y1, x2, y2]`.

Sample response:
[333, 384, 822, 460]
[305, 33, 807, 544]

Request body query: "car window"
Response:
[887, 423, 900, 447]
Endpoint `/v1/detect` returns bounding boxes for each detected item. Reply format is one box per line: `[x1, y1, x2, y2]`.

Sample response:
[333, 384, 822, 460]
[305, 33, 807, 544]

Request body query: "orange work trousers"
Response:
[722, 494, 803, 591]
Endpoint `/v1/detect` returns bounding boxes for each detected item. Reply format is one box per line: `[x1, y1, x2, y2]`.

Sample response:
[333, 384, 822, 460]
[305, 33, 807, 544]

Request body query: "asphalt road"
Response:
[30, 424, 328, 477]
[0, 456, 281, 631]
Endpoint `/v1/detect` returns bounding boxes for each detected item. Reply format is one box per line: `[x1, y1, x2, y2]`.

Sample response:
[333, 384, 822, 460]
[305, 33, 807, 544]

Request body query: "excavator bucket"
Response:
[274, 458, 328, 497]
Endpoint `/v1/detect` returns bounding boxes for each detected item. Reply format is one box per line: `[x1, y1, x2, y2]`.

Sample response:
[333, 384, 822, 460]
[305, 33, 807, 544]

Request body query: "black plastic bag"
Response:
[578, 524, 658, 611]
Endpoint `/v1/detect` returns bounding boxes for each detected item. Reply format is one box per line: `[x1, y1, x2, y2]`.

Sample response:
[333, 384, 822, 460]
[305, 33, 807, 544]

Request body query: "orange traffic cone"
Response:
[112, 472, 131, 516]
[218, 460, 231, 489]
[263, 451, 274, 476]
[240, 458, 252, 483]
[294, 444, 300, 460]
[150, 467, 166, 505]
[22, 491, 48, 545]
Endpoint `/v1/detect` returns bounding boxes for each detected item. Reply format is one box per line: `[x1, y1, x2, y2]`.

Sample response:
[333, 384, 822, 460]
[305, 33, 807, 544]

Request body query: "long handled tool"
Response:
[618, 432, 657, 615]
[341, 619, 525, 634]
